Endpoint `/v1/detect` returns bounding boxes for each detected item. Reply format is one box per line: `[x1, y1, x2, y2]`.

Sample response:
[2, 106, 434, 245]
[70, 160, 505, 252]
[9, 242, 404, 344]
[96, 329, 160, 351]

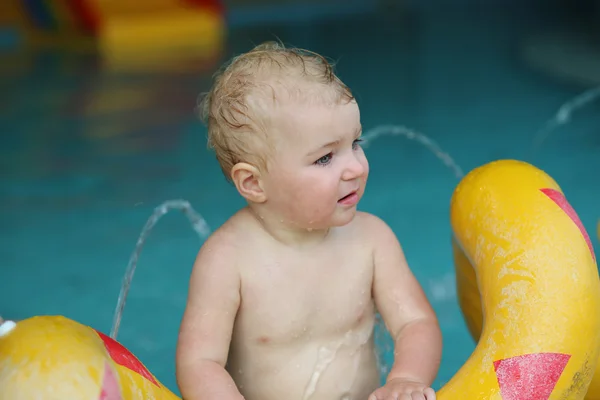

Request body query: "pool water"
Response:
[1, 4, 599, 395]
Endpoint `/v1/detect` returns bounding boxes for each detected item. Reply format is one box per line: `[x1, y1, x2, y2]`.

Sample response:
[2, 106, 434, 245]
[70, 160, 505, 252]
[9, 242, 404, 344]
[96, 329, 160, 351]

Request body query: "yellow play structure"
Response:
[1, 0, 225, 70]
[0, 160, 598, 399]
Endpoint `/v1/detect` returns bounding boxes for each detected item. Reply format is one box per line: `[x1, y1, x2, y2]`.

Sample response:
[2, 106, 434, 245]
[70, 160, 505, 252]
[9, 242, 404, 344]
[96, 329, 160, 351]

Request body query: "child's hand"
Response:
[368, 378, 436, 400]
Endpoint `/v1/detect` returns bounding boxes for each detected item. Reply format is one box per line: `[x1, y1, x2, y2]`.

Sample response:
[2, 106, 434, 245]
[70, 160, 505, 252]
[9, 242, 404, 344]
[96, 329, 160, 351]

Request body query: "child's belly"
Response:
[228, 332, 381, 400]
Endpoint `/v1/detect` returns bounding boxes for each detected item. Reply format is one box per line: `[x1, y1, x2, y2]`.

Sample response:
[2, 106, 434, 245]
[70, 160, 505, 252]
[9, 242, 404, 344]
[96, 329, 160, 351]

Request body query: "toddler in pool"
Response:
[175, 42, 442, 400]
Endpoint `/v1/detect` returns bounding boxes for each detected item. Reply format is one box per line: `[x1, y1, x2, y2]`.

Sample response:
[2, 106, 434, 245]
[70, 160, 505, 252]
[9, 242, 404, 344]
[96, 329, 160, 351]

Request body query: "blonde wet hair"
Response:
[198, 41, 355, 181]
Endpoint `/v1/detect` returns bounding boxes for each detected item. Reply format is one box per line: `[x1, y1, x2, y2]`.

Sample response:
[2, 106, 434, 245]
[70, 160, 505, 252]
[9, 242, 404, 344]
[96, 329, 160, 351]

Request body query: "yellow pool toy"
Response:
[437, 159, 600, 399]
[0, 316, 179, 400]
[0, 159, 598, 399]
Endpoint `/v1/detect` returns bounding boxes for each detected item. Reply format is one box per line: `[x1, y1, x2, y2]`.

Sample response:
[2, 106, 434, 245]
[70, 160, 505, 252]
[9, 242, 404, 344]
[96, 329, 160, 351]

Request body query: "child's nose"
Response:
[342, 155, 365, 181]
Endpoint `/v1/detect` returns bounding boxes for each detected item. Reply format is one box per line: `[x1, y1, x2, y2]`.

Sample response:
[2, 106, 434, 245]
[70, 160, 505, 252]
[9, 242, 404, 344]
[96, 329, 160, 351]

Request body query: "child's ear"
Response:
[230, 162, 267, 203]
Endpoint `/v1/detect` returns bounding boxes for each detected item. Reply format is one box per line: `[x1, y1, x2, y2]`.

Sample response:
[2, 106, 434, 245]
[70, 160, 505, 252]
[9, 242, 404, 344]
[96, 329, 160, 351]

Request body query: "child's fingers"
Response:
[423, 387, 436, 400]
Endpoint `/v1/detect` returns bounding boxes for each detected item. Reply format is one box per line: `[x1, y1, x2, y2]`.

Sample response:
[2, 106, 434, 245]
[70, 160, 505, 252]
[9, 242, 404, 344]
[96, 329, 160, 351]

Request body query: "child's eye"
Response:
[352, 138, 363, 150]
[314, 153, 333, 166]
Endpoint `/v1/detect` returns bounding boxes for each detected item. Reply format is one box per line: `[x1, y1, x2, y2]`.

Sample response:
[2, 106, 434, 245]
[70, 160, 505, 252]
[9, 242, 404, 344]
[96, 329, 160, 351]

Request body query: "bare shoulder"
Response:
[185, 209, 259, 303]
[193, 208, 256, 267]
[351, 211, 399, 247]
[187, 207, 266, 291]
[353, 211, 390, 227]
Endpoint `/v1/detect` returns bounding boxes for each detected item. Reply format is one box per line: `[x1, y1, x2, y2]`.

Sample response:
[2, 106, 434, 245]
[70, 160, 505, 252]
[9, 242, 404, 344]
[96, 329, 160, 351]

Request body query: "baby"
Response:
[175, 42, 442, 400]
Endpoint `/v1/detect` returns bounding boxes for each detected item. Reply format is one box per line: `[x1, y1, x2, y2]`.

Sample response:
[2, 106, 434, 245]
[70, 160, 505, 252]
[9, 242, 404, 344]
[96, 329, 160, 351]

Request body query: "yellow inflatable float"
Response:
[0, 159, 598, 399]
[0, 316, 179, 400]
[437, 159, 600, 399]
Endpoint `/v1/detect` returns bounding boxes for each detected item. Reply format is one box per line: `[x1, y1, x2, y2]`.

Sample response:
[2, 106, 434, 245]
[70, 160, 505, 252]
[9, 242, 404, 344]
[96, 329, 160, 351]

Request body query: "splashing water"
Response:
[531, 85, 600, 153]
[361, 125, 465, 179]
[109, 200, 211, 340]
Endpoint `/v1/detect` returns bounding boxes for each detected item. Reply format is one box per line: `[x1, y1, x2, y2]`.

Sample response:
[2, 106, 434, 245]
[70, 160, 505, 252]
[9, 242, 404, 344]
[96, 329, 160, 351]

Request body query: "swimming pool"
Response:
[1, 5, 598, 395]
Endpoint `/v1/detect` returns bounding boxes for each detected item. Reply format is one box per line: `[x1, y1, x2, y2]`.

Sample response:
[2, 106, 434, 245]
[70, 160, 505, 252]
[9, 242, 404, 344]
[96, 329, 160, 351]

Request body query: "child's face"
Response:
[262, 98, 368, 230]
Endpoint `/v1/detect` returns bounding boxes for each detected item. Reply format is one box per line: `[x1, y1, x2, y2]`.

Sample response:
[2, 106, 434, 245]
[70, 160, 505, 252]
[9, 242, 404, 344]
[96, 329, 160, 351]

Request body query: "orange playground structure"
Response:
[0, 0, 225, 70]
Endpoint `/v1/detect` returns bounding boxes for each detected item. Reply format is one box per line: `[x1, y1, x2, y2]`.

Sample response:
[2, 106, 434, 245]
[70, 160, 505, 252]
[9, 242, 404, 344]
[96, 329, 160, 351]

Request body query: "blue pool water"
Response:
[1, 4, 599, 395]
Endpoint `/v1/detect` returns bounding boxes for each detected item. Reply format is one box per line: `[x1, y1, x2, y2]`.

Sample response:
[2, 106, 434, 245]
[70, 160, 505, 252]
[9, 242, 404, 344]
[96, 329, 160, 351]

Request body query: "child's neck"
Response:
[246, 205, 330, 248]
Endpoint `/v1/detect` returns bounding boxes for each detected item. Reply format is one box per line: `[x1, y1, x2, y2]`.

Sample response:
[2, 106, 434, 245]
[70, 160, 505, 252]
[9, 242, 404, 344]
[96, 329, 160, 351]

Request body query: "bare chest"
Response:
[235, 249, 374, 345]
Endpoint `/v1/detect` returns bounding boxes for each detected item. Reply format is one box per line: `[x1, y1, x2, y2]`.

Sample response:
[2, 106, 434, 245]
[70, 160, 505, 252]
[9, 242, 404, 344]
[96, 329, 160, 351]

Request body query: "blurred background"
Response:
[0, 0, 599, 395]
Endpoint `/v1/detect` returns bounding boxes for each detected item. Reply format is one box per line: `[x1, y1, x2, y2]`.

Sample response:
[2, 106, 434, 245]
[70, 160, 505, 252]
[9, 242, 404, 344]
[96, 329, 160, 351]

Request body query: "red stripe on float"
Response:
[540, 188, 595, 262]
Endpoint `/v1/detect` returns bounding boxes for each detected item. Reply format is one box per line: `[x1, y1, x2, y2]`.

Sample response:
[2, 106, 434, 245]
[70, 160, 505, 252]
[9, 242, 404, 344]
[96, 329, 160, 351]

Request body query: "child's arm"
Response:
[369, 216, 442, 398]
[176, 233, 244, 400]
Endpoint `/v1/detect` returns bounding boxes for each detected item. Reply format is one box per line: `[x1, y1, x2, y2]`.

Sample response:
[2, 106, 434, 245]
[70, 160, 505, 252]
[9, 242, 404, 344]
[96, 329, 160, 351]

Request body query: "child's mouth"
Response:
[338, 191, 359, 205]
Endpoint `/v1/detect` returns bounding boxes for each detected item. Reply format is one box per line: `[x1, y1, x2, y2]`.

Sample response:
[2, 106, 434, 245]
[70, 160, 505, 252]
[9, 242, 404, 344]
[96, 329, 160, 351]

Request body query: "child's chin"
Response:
[331, 210, 358, 227]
